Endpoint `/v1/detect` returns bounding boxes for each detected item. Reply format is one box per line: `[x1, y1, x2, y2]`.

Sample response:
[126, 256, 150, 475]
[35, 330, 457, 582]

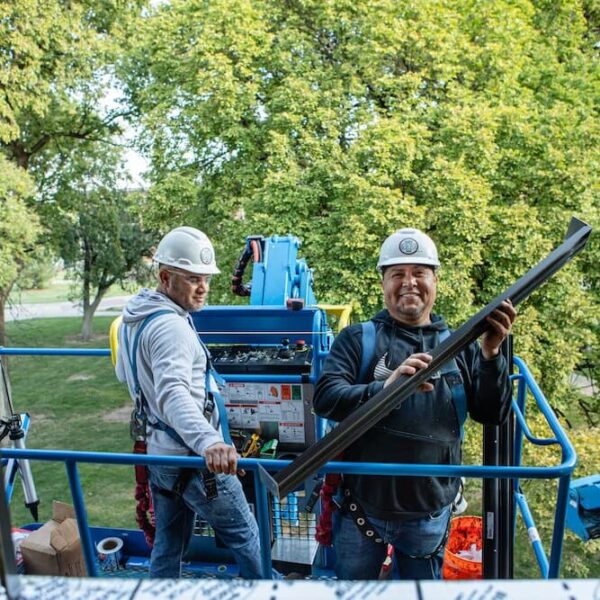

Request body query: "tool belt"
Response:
[339, 488, 452, 560]
[154, 466, 218, 502]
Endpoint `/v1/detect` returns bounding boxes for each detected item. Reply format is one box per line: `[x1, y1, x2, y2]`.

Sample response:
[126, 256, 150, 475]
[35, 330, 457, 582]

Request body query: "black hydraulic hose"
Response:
[231, 238, 263, 296]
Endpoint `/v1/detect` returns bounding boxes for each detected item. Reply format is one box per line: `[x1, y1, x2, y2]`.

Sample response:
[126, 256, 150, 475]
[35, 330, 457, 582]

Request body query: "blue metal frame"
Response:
[247, 235, 317, 307]
[0, 348, 577, 579]
[510, 356, 577, 578]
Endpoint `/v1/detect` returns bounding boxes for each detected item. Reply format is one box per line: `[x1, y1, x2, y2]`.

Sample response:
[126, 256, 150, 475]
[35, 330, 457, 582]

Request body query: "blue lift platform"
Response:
[0, 234, 598, 597]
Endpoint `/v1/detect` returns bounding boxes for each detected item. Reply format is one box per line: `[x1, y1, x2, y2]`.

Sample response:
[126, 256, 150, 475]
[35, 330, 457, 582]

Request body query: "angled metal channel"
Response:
[263, 217, 592, 499]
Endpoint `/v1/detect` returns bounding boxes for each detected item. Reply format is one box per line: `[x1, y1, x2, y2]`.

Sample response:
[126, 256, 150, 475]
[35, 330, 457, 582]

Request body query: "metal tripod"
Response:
[0, 360, 39, 521]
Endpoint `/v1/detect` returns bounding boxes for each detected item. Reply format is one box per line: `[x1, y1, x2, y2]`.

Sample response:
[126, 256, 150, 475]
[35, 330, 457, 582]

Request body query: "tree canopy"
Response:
[124, 0, 599, 409]
[1, 0, 599, 577]
[36, 142, 155, 339]
[0, 157, 39, 342]
[0, 0, 150, 341]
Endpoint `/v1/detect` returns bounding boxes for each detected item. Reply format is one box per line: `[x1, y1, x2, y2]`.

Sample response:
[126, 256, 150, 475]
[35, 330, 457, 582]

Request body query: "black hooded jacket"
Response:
[313, 309, 512, 520]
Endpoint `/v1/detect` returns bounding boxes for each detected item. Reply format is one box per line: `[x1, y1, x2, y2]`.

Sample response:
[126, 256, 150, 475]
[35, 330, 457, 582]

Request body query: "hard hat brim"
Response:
[153, 257, 221, 275]
[377, 257, 440, 271]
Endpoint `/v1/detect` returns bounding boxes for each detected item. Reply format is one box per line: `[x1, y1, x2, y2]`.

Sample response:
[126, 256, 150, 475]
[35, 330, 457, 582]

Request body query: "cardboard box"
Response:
[19, 501, 86, 576]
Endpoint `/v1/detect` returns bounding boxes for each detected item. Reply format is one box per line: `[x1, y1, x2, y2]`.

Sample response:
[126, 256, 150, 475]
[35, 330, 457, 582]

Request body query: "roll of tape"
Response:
[96, 536, 123, 572]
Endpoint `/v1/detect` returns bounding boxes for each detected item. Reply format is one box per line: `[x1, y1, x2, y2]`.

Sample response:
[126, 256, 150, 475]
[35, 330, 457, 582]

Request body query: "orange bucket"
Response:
[442, 515, 483, 580]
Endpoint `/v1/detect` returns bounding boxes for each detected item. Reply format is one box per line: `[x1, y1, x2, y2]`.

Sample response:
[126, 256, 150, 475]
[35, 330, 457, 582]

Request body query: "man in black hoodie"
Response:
[313, 228, 516, 580]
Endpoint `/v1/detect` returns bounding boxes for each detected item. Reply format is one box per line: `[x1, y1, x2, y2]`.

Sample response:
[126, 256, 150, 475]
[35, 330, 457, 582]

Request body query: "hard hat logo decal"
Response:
[200, 247, 213, 265]
[399, 238, 418, 255]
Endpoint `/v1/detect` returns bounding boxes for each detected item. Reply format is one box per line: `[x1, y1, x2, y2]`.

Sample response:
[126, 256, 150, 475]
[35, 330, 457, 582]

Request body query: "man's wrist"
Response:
[481, 346, 500, 361]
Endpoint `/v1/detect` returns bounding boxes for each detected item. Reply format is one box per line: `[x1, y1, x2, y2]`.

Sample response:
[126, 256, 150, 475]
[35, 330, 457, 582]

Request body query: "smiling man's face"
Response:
[381, 264, 438, 326]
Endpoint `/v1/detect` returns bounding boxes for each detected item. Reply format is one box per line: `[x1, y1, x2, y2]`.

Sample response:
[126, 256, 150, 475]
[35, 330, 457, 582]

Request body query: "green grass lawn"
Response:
[4, 316, 137, 530]
[3, 317, 599, 577]
[9, 281, 132, 304]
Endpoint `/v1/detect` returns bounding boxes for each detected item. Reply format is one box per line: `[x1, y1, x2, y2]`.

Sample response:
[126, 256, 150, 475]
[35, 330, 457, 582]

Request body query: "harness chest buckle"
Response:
[204, 394, 215, 420]
[130, 409, 148, 442]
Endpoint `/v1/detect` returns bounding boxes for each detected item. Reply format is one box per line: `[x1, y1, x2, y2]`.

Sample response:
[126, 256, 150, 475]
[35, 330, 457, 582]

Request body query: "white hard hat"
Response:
[153, 226, 220, 275]
[377, 228, 440, 271]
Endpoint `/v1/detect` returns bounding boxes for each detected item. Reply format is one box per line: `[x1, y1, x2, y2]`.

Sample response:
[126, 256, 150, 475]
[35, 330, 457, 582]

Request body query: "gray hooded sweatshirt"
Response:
[116, 288, 223, 456]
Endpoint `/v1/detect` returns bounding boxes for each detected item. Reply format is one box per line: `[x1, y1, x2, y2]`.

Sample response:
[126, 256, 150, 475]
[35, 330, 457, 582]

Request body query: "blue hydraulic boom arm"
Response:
[231, 235, 317, 307]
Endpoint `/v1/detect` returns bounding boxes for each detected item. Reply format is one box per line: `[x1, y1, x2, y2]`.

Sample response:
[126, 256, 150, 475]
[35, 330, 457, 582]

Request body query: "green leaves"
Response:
[0, 158, 39, 291]
[126, 0, 598, 418]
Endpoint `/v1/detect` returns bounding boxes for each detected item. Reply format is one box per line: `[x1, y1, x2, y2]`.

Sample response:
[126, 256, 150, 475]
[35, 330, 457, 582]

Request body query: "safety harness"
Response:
[122, 310, 231, 547]
[315, 321, 467, 555]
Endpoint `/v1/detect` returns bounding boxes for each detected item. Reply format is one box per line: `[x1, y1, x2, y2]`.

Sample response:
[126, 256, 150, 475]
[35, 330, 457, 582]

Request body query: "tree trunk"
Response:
[0, 291, 7, 347]
[81, 287, 108, 341]
[81, 238, 93, 340]
[0, 281, 16, 347]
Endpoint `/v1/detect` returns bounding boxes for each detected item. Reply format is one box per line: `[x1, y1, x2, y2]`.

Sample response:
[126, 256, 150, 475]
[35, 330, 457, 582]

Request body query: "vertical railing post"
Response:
[0, 465, 21, 599]
[483, 336, 514, 579]
[499, 336, 514, 578]
[512, 372, 527, 544]
[253, 467, 273, 578]
[548, 473, 571, 578]
[482, 422, 500, 578]
[65, 461, 97, 577]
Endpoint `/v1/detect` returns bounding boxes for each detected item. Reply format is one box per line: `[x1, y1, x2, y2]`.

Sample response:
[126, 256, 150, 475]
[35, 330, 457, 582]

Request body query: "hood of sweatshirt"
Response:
[122, 288, 186, 324]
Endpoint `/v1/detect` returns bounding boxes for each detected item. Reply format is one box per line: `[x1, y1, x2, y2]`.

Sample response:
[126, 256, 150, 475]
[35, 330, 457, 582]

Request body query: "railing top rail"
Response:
[0, 447, 575, 479]
[0, 348, 111, 356]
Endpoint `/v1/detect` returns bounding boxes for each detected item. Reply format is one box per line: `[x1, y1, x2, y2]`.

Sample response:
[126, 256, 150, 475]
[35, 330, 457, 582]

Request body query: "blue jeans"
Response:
[148, 465, 262, 579]
[334, 504, 452, 580]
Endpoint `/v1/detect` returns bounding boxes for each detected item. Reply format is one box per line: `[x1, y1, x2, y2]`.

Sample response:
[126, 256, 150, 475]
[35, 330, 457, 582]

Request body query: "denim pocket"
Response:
[427, 505, 451, 522]
[149, 465, 184, 493]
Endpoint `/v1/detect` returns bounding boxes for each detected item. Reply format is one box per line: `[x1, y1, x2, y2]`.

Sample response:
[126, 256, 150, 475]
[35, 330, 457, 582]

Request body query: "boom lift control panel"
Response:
[209, 340, 313, 374]
[189, 235, 332, 455]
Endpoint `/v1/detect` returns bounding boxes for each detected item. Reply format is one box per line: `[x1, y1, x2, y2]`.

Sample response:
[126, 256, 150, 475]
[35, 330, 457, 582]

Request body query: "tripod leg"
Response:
[17, 460, 39, 522]
[5, 415, 40, 522]
[12, 440, 39, 522]
[2, 458, 38, 520]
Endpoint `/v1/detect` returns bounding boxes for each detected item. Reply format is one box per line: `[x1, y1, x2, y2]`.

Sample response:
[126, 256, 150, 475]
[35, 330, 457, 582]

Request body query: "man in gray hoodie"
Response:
[116, 226, 262, 579]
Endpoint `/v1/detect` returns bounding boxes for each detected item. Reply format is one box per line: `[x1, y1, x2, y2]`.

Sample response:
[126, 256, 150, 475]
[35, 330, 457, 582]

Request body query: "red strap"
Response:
[133, 441, 155, 548]
[133, 441, 149, 485]
[315, 473, 342, 546]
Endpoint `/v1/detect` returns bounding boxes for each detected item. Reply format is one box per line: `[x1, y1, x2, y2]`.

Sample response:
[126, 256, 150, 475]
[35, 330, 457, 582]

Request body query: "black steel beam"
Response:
[261, 217, 592, 499]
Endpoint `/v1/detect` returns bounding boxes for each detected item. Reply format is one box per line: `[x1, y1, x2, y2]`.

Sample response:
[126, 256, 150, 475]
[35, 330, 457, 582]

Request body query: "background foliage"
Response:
[35, 142, 156, 339]
[124, 0, 599, 415]
[0, 0, 150, 341]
